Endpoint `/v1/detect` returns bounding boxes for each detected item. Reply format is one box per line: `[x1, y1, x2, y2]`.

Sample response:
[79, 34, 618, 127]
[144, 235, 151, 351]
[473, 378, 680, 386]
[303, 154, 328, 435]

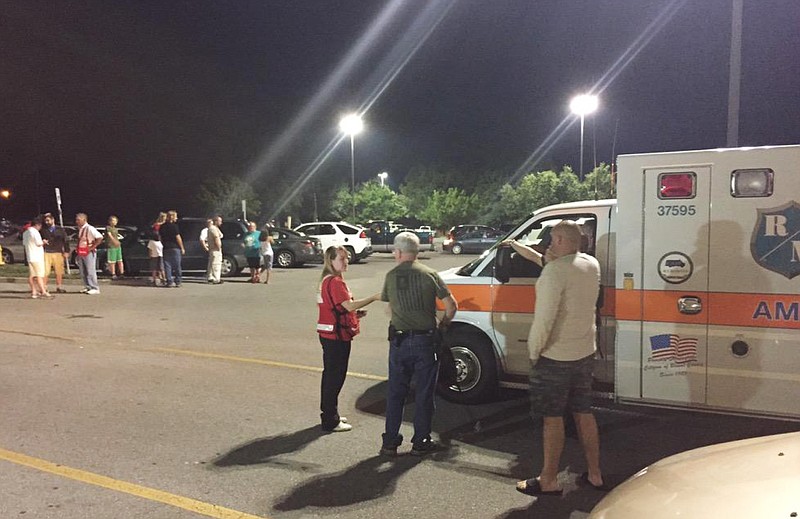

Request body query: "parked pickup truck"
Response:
[365, 220, 435, 252]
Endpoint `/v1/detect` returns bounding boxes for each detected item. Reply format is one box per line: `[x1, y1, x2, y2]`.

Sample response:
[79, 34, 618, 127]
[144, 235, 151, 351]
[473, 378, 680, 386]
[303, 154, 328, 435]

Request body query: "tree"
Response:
[196, 176, 261, 220]
[420, 188, 480, 230]
[329, 181, 408, 223]
[353, 181, 408, 222]
[581, 163, 614, 200]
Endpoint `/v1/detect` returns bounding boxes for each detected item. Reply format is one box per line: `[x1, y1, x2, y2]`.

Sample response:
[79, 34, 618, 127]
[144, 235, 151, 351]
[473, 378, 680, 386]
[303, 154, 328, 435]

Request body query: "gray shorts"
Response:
[529, 354, 594, 417]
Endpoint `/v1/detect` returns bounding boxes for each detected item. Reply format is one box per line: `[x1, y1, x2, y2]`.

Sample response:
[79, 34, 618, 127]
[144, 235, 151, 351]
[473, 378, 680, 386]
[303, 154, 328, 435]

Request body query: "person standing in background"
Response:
[147, 230, 165, 286]
[74, 213, 103, 295]
[23, 216, 52, 299]
[40, 212, 70, 293]
[259, 226, 275, 285]
[243, 221, 261, 284]
[105, 215, 124, 280]
[206, 217, 224, 284]
[159, 210, 184, 288]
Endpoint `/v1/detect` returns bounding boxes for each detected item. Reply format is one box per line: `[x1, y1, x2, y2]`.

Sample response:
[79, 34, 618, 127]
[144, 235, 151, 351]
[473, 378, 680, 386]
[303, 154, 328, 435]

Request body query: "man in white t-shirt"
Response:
[23, 216, 52, 299]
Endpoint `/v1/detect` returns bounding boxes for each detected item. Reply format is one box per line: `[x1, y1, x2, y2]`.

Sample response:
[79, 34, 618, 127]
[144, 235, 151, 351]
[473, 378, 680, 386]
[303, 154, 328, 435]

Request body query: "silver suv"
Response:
[294, 221, 372, 263]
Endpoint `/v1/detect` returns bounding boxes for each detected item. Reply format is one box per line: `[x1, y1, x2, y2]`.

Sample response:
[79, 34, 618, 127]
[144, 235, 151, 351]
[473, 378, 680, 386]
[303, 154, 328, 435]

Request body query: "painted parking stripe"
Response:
[0, 447, 266, 519]
[0, 328, 77, 342]
[152, 347, 388, 382]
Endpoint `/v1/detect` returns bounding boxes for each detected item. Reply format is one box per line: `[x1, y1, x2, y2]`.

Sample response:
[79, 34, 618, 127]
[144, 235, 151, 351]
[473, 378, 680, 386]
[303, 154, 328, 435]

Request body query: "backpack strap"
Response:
[323, 275, 346, 341]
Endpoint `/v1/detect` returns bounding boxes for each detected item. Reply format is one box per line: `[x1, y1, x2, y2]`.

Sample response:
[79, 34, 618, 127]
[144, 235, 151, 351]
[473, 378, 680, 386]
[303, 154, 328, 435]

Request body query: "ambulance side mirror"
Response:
[495, 246, 512, 283]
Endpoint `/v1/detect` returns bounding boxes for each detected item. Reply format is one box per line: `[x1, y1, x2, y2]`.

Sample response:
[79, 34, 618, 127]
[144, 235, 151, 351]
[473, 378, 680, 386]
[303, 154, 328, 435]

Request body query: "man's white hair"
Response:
[394, 231, 420, 254]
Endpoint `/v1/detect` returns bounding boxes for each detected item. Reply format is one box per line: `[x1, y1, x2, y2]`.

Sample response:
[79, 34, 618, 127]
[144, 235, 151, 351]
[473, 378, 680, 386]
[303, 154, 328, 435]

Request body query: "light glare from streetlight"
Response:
[0, 189, 10, 199]
[339, 114, 364, 136]
[570, 94, 599, 116]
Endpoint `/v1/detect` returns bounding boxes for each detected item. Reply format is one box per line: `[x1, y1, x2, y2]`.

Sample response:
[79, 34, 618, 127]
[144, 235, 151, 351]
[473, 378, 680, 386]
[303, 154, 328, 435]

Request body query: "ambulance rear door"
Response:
[640, 166, 711, 405]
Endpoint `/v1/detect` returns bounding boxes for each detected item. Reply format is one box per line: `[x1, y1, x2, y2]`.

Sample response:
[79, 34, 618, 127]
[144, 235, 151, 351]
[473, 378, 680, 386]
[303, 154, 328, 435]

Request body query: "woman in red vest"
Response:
[316, 246, 380, 432]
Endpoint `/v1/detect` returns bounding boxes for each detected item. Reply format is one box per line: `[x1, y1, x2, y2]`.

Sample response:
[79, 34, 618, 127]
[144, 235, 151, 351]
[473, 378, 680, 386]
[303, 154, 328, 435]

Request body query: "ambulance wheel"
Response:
[437, 329, 497, 404]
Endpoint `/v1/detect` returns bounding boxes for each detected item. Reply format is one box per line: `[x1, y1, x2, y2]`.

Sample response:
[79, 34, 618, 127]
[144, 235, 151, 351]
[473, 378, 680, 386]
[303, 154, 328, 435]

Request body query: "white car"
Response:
[588, 431, 800, 519]
[293, 221, 372, 263]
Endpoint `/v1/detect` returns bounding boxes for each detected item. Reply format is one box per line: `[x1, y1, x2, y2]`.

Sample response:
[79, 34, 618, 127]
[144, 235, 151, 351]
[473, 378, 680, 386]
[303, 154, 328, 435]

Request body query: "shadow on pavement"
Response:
[272, 455, 423, 511]
[353, 380, 800, 518]
[212, 425, 326, 469]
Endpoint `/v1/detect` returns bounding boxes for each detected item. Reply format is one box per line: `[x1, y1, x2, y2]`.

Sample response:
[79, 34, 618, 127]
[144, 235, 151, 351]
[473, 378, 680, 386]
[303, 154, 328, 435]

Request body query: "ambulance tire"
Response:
[437, 329, 497, 404]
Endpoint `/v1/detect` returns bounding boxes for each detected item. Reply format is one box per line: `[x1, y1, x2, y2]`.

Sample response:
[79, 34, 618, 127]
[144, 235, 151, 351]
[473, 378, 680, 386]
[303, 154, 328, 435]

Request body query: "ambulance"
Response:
[438, 144, 800, 419]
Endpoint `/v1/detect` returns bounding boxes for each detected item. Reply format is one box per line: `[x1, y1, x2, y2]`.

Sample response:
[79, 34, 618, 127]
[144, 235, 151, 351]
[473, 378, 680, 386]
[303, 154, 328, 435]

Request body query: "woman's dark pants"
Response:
[320, 337, 351, 430]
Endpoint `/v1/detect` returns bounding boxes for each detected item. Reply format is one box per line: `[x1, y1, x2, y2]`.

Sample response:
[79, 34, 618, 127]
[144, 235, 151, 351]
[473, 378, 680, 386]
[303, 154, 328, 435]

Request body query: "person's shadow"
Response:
[212, 425, 326, 470]
[272, 455, 423, 511]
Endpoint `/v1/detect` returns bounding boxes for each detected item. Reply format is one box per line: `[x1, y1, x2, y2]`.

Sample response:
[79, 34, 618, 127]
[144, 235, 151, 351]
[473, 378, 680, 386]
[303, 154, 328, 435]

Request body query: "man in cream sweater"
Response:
[506, 221, 605, 497]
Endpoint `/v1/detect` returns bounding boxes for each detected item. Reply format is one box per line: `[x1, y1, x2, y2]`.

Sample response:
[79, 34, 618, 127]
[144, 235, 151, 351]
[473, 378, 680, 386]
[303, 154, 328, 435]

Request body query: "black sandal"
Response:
[515, 478, 563, 497]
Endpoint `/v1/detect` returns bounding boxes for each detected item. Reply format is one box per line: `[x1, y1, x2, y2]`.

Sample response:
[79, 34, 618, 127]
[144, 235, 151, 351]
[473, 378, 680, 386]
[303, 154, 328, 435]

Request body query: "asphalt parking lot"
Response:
[1, 252, 797, 518]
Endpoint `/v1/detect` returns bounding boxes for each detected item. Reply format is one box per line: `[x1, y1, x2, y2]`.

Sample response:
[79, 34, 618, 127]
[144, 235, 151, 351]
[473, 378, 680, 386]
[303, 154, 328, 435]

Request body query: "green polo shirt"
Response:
[381, 260, 451, 331]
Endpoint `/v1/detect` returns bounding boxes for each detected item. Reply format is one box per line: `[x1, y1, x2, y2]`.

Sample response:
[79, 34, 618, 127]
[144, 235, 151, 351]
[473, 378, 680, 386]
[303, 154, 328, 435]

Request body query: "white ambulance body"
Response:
[439, 144, 800, 419]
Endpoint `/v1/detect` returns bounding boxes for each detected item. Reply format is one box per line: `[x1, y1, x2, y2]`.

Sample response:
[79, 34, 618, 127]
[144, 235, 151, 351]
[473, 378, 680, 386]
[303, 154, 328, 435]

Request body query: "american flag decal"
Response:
[649, 334, 698, 363]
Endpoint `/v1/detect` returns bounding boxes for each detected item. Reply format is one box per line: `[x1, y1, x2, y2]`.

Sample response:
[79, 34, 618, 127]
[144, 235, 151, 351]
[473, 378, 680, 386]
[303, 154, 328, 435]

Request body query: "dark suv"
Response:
[119, 218, 249, 277]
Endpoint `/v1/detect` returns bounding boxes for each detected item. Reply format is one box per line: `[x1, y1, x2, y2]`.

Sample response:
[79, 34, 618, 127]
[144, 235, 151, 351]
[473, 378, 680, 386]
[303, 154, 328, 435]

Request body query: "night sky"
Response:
[2, 0, 799, 224]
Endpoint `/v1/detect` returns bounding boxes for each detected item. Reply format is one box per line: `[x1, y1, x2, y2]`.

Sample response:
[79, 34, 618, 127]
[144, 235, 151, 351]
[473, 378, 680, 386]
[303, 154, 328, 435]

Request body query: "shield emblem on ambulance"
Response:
[750, 201, 800, 279]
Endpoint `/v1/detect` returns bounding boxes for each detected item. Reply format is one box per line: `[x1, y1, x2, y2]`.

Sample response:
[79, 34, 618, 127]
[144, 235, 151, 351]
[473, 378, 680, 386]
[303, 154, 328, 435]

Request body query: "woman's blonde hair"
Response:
[320, 246, 347, 281]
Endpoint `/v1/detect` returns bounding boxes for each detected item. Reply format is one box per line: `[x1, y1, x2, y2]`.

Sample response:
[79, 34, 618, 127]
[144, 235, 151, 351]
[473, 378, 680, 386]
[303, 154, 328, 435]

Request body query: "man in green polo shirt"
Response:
[379, 232, 457, 457]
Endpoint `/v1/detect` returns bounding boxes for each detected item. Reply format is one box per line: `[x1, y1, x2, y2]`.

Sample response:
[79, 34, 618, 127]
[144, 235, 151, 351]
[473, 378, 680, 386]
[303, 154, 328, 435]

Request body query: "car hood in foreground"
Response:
[589, 431, 800, 519]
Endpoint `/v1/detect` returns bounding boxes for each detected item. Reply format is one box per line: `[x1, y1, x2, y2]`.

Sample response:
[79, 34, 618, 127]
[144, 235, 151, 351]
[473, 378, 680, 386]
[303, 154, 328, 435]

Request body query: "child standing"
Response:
[147, 231, 165, 286]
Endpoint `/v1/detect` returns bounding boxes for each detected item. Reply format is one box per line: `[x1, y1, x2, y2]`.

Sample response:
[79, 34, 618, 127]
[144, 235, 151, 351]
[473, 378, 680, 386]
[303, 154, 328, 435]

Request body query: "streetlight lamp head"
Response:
[0, 189, 9, 199]
[570, 94, 599, 116]
[339, 113, 364, 136]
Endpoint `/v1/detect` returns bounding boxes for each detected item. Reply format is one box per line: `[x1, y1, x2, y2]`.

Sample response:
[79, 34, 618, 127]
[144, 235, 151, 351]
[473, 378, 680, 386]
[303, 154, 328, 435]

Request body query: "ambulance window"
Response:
[731, 169, 773, 197]
[658, 172, 696, 199]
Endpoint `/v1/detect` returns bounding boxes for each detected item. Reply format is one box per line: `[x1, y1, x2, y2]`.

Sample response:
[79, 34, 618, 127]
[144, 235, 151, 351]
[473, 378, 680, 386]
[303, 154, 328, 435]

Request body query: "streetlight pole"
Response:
[570, 94, 599, 181]
[339, 114, 363, 222]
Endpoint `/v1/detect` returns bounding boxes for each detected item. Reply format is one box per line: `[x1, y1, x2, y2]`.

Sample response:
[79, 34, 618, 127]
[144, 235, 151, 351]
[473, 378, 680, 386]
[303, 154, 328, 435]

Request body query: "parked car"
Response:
[442, 228, 505, 254]
[293, 221, 372, 263]
[443, 224, 498, 252]
[267, 227, 323, 267]
[0, 232, 24, 264]
[364, 220, 435, 253]
[588, 431, 800, 519]
[113, 218, 250, 277]
[170, 218, 249, 277]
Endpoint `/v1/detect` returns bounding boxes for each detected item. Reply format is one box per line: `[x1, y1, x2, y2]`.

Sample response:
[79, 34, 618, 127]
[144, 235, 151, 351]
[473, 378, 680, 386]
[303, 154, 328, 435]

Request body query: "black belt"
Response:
[392, 328, 435, 337]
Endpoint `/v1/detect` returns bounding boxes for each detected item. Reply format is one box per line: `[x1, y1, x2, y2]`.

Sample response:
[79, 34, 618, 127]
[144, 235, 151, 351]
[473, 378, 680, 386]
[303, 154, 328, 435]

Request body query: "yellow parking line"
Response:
[0, 447, 266, 519]
[152, 347, 388, 382]
[0, 328, 76, 342]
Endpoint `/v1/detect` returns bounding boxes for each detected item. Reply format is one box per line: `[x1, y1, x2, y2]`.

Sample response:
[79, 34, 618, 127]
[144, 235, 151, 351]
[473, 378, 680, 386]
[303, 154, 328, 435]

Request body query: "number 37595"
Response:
[656, 205, 696, 216]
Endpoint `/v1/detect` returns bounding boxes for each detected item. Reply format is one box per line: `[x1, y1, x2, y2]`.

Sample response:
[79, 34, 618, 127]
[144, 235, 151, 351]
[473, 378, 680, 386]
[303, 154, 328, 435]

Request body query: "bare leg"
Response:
[117, 261, 124, 276]
[263, 270, 271, 285]
[29, 275, 38, 296]
[573, 412, 603, 487]
[34, 276, 48, 295]
[538, 416, 565, 491]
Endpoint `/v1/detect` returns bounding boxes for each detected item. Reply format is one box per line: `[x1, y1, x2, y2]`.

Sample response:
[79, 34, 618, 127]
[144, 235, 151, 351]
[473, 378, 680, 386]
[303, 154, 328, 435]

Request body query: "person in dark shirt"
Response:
[159, 210, 185, 287]
[40, 212, 71, 293]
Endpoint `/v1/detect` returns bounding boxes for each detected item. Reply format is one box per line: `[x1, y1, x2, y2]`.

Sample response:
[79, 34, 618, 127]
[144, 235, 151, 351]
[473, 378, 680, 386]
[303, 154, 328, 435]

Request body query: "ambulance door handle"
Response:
[678, 296, 702, 315]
